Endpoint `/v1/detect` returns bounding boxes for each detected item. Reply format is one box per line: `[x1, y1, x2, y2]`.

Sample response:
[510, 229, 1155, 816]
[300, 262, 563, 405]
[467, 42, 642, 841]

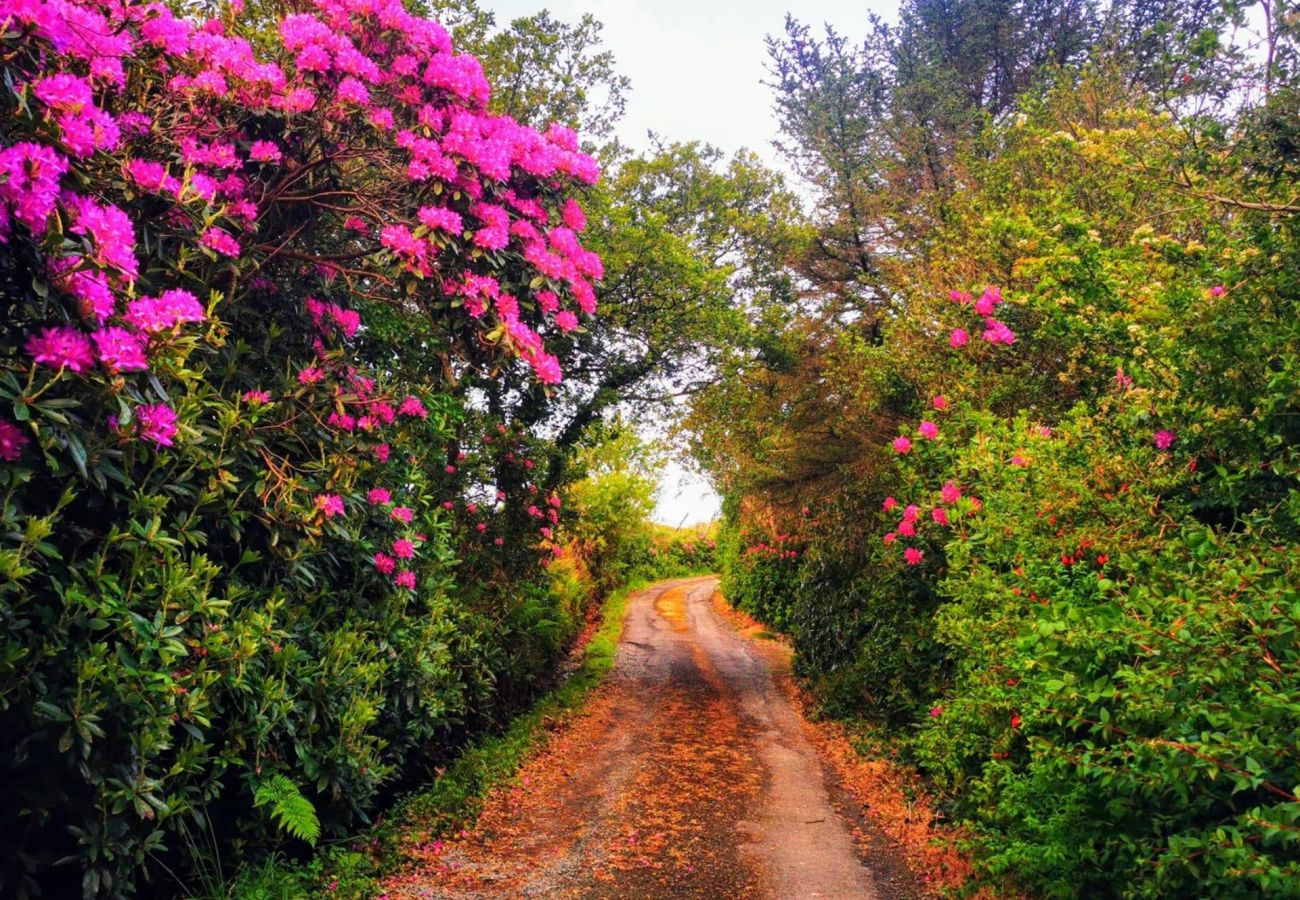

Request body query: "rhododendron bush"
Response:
[696, 77, 1300, 895]
[0, 0, 605, 893]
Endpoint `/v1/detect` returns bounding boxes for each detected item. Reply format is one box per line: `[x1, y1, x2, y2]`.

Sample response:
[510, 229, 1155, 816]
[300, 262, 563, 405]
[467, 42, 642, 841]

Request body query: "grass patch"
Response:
[230, 578, 646, 900]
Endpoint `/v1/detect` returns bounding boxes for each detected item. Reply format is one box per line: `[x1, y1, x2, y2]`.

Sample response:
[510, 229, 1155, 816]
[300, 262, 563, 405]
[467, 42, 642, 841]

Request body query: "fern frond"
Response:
[253, 775, 320, 846]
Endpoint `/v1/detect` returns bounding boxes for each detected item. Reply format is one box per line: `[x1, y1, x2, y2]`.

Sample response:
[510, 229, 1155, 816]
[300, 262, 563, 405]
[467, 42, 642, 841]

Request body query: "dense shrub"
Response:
[704, 83, 1300, 895]
[0, 0, 607, 894]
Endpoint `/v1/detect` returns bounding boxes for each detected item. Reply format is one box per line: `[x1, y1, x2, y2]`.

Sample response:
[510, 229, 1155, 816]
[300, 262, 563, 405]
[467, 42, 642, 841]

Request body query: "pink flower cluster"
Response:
[949, 285, 1016, 348]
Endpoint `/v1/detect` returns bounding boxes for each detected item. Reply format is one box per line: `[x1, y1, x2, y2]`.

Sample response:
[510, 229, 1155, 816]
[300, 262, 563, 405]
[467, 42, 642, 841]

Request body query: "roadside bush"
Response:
[0, 0, 604, 894]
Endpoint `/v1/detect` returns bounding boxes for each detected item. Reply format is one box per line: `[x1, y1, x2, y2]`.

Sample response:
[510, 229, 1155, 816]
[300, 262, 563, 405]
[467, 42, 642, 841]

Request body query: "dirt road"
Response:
[384, 577, 923, 899]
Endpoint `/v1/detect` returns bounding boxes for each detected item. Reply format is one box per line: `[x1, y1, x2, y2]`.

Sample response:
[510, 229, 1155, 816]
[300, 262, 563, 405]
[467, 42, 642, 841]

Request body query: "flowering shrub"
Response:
[0, 0, 606, 893]
[706, 90, 1300, 895]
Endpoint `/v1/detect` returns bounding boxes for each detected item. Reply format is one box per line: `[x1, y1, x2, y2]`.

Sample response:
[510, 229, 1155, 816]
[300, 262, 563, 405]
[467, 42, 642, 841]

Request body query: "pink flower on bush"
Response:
[1010, 455, 1029, 468]
[374, 443, 390, 462]
[949, 328, 969, 348]
[903, 504, 920, 522]
[391, 506, 413, 524]
[892, 436, 912, 454]
[0, 142, 68, 232]
[554, 310, 579, 333]
[124, 289, 205, 332]
[314, 494, 345, 518]
[373, 553, 396, 574]
[941, 481, 962, 504]
[398, 395, 427, 418]
[930, 705, 943, 718]
[367, 488, 391, 505]
[883, 496, 899, 511]
[932, 395, 948, 410]
[200, 227, 240, 257]
[26, 326, 95, 373]
[0, 420, 29, 462]
[92, 327, 148, 374]
[1209, 284, 1225, 297]
[982, 318, 1016, 345]
[243, 389, 271, 405]
[1114, 368, 1133, 391]
[903, 547, 924, 565]
[394, 571, 416, 590]
[931, 507, 949, 526]
[897, 519, 917, 538]
[1153, 429, 1177, 450]
[883, 532, 897, 545]
[298, 367, 324, 384]
[136, 403, 178, 447]
[392, 538, 415, 559]
[918, 421, 939, 439]
[249, 140, 282, 163]
[475, 522, 487, 533]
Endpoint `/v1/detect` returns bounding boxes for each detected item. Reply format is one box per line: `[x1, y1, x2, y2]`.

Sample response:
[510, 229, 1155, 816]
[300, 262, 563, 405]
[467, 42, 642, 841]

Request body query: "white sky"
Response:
[485, 0, 891, 524]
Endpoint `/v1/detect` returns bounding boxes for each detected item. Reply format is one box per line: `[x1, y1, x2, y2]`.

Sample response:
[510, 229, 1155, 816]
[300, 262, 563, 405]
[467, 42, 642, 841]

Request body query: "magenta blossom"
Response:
[918, 421, 939, 440]
[242, 389, 271, 405]
[367, 488, 392, 505]
[941, 481, 962, 504]
[392, 538, 415, 559]
[136, 403, 178, 447]
[373, 553, 396, 575]
[391, 506, 414, 524]
[315, 494, 345, 518]
[1010, 455, 1029, 468]
[949, 328, 969, 348]
[0, 420, 29, 462]
[931, 507, 949, 526]
[904, 547, 924, 565]
[1153, 430, 1177, 450]
[932, 395, 948, 410]
[298, 367, 324, 384]
[26, 326, 95, 373]
[92, 327, 148, 374]
[394, 571, 416, 590]
[882, 496, 899, 511]
[892, 436, 912, 454]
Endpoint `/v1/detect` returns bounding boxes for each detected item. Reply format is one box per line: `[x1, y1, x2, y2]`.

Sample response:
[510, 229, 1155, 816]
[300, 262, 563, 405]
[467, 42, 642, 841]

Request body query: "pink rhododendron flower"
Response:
[931, 507, 949, 526]
[315, 494, 345, 517]
[941, 481, 962, 504]
[531, 352, 562, 384]
[949, 328, 969, 348]
[136, 403, 178, 446]
[367, 488, 391, 505]
[92, 327, 148, 373]
[1209, 284, 1225, 297]
[394, 571, 416, 590]
[249, 140, 282, 163]
[373, 553, 396, 574]
[897, 520, 917, 538]
[444, 464, 456, 475]
[1010, 455, 1029, 468]
[475, 522, 487, 532]
[554, 310, 579, 333]
[124, 289, 205, 332]
[0, 142, 68, 233]
[918, 421, 939, 439]
[298, 367, 324, 384]
[66, 195, 137, 277]
[374, 443, 391, 462]
[892, 436, 912, 454]
[562, 198, 586, 232]
[1114, 368, 1133, 391]
[242, 389, 271, 405]
[982, 318, 1016, 345]
[949, 290, 970, 304]
[58, 266, 116, 322]
[392, 538, 415, 559]
[200, 227, 240, 257]
[904, 547, 924, 565]
[974, 286, 1002, 316]
[398, 395, 427, 418]
[391, 506, 413, 524]
[26, 326, 95, 373]
[883, 496, 899, 511]
[930, 706, 943, 718]
[883, 532, 897, 545]
[1153, 429, 1177, 450]
[0, 420, 29, 462]
[932, 395, 948, 410]
[903, 504, 920, 522]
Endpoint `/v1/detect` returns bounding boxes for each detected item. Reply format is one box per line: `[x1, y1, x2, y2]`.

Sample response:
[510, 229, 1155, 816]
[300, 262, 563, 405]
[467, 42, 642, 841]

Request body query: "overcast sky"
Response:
[485, 0, 890, 524]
